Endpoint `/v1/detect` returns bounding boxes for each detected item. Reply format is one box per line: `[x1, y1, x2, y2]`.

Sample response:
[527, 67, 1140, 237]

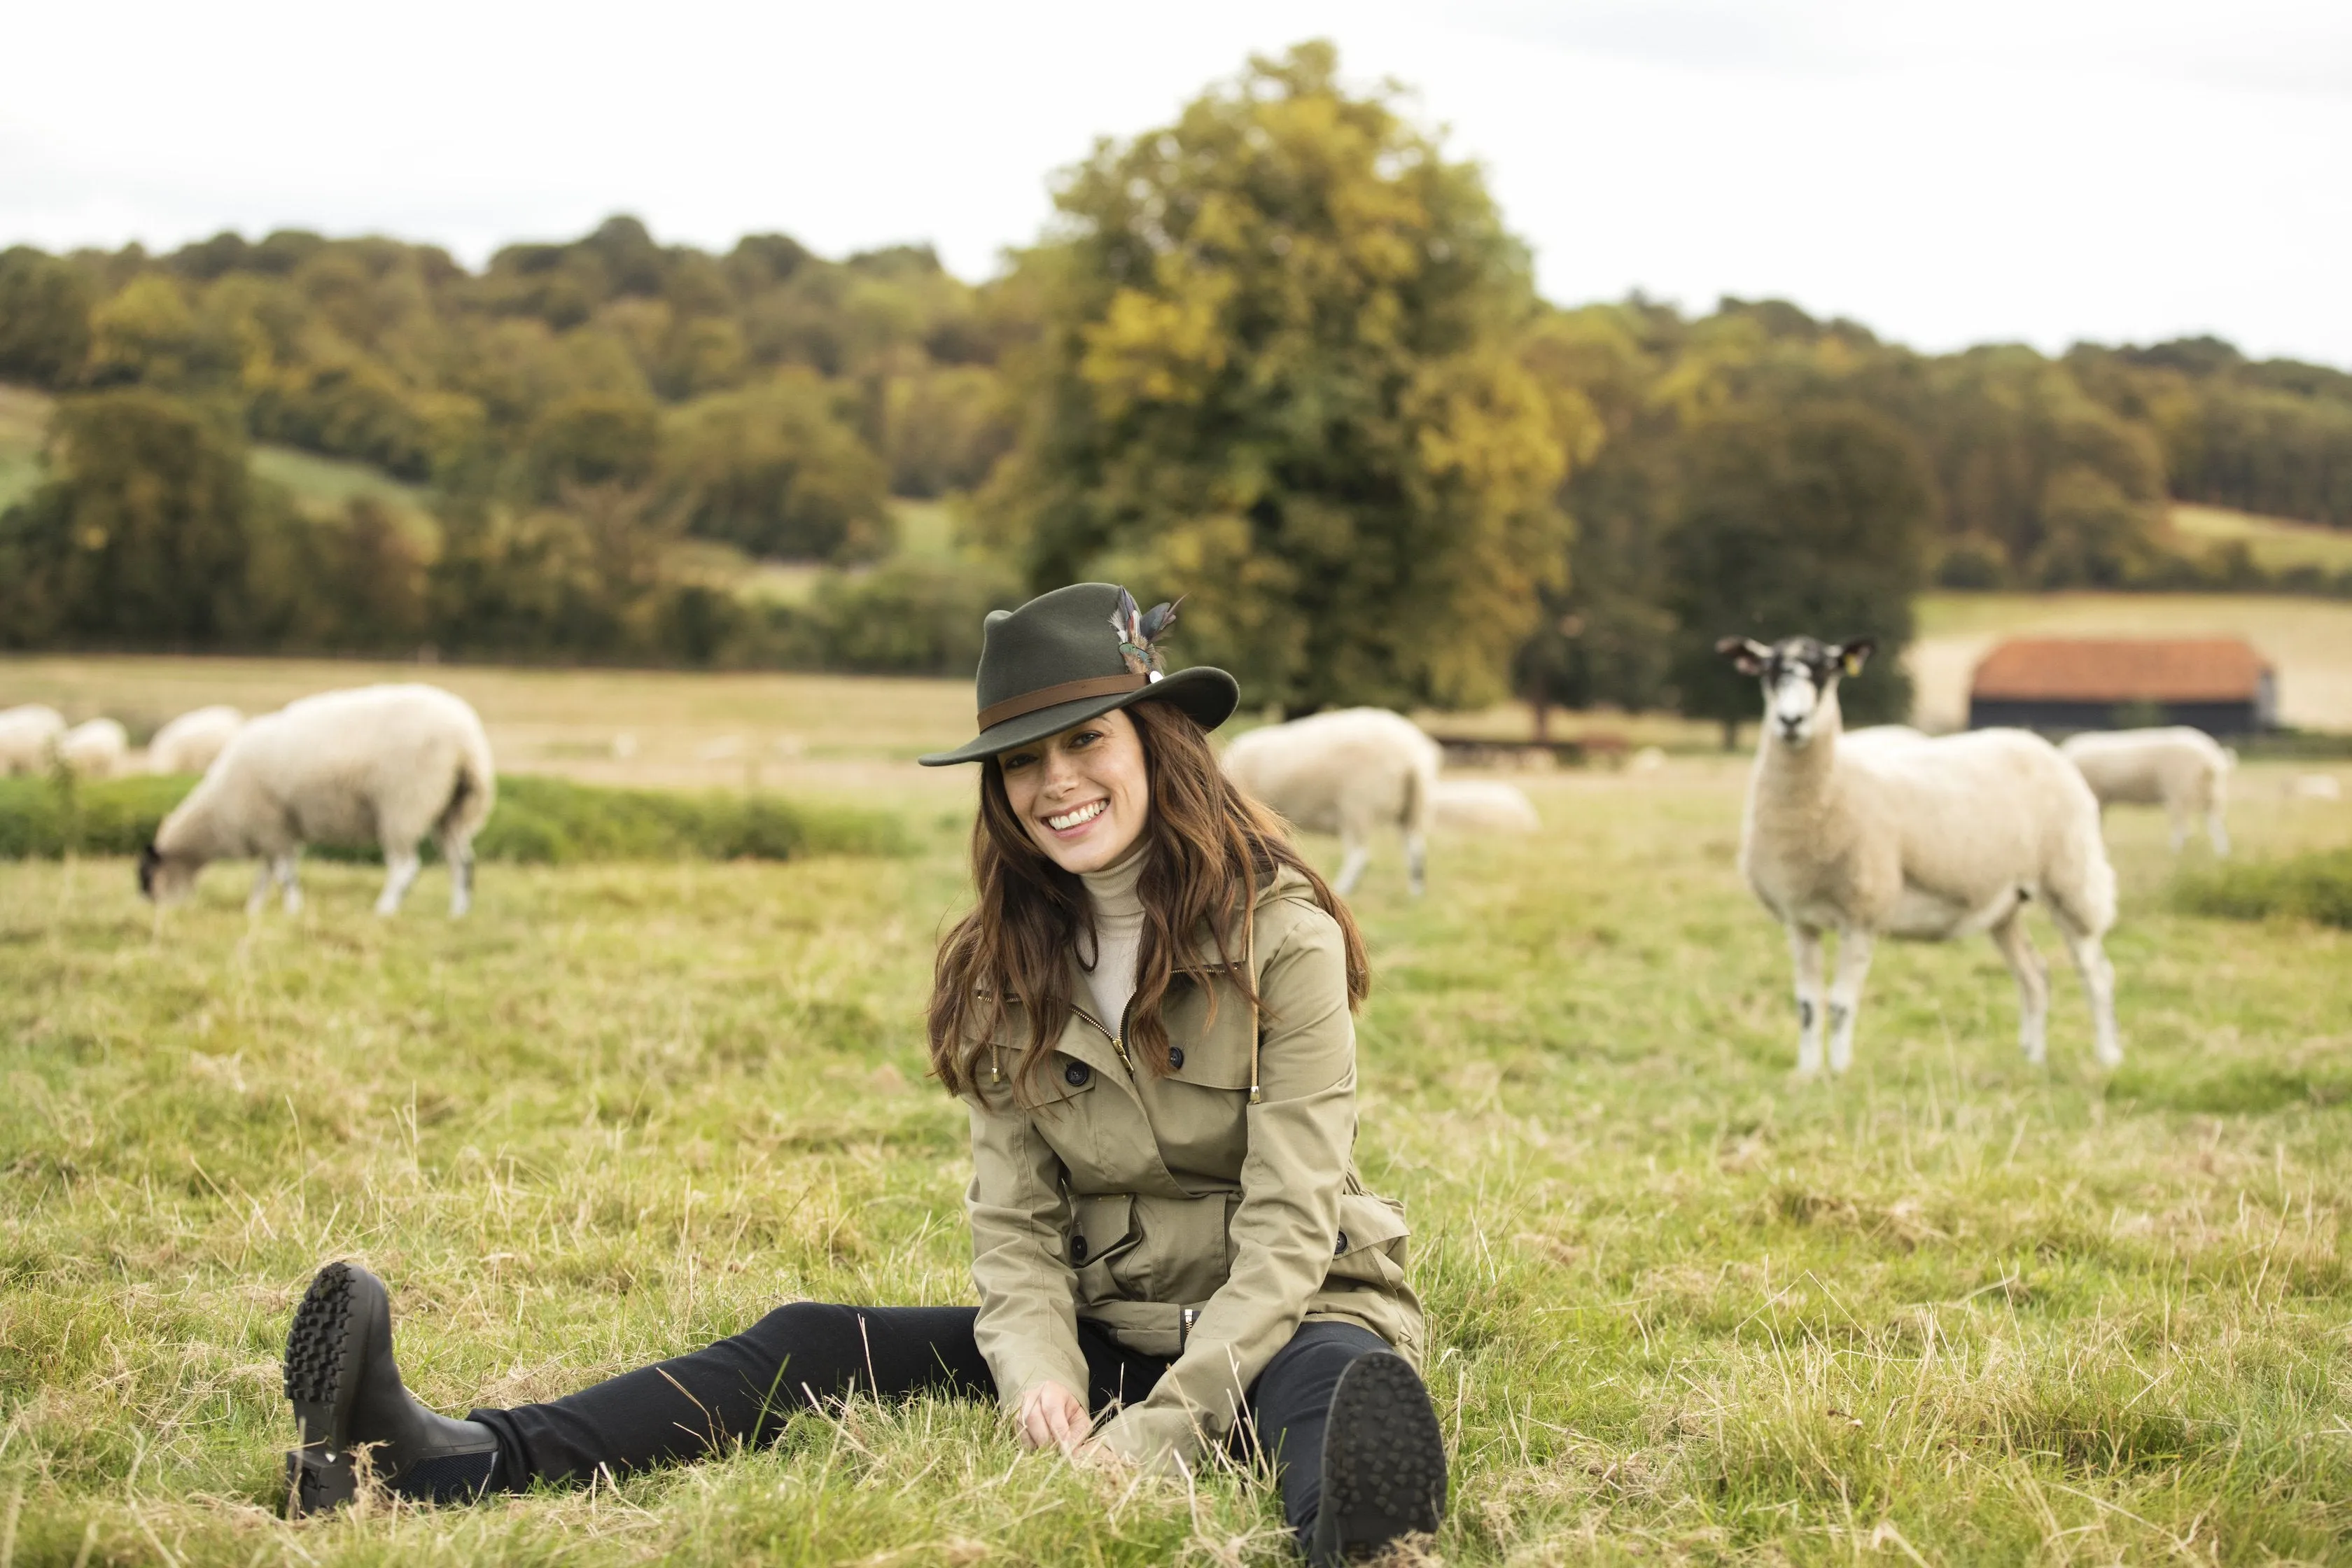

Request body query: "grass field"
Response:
[6, 664, 2352, 1564]
[2169, 505, 2352, 576]
[0, 382, 48, 511]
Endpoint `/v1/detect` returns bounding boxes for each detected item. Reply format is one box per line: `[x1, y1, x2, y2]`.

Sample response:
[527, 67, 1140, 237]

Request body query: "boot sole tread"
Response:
[1317, 1352, 1447, 1559]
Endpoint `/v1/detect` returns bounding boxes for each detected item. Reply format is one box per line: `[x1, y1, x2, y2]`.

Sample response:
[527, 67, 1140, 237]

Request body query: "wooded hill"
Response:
[1, 43, 2346, 715]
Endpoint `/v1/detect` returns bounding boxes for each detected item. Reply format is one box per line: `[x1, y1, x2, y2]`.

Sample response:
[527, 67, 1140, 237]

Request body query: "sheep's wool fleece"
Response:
[1079, 850, 1146, 1032]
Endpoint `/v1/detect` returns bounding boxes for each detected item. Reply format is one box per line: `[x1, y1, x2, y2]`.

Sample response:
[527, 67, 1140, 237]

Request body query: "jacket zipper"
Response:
[1073, 997, 1139, 1077]
[1110, 995, 1138, 1076]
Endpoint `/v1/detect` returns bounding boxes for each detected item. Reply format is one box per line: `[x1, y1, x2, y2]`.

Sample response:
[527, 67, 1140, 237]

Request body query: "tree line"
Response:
[2, 41, 2347, 724]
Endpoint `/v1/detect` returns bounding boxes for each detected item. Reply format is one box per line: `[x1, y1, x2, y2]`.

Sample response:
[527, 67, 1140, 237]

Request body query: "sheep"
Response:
[0, 704, 66, 775]
[139, 685, 497, 918]
[1718, 635, 2119, 1074]
[1842, 724, 1928, 750]
[55, 718, 129, 780]
[147, 706, 246, 776]
[1432, 778, 1541, 834]
[1222, 708, 1442, 896]
[2060, 727, 2234, 855]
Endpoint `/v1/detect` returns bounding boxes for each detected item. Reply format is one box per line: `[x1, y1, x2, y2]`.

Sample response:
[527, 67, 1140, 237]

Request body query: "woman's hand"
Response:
[1016, 1382, 1090, 1454]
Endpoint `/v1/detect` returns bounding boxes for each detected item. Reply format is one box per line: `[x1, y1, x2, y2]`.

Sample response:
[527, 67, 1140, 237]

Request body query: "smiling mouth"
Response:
[1045, 799, 1108, 832]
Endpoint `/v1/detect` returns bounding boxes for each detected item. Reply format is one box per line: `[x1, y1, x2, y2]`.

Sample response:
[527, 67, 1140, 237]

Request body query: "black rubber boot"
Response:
[283, 1261, 502, 1516]
[1305, 1352, 1447, 1566]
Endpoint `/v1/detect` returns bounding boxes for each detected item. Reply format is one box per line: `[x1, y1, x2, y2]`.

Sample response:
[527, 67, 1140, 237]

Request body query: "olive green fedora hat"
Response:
[918, 582, 1240, 766]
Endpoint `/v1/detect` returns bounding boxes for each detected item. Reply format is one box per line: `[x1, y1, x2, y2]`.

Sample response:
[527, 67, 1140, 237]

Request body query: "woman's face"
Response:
[996, 706, 1150, 875]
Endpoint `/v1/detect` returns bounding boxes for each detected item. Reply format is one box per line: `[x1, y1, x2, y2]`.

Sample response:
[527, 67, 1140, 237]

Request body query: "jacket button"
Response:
[1168, 1046, 1185, 1070]
[1334, 1230, 1350, 1256]
[1070, 1233, 1089, 1264]
[1064, 1060, 1091, 1088]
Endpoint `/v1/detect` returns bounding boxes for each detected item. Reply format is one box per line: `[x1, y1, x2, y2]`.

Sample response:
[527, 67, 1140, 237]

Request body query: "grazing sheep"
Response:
[1842, 724, 1928, 750]
[2060, 727, 2234, 855]
[147, 706, 246, 776]
[1432, 779, 1541, 834]
[139, 685, 496, 918]
[0, 705, 67, 775]
[1222, 708, 1442, 896]
[1718, 635, 2119, 1074]
[55, 718, 129, 780]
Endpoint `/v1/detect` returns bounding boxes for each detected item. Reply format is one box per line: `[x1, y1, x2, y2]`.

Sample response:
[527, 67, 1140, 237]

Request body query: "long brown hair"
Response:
[927, 698, 1368, 1102]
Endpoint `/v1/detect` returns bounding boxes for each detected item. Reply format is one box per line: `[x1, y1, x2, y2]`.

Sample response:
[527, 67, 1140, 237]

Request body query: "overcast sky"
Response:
[5, 0, 2346, 364]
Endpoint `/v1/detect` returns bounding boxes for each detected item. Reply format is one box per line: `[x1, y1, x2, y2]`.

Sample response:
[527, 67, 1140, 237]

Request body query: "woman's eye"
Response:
[1002, 752, 1035, 772]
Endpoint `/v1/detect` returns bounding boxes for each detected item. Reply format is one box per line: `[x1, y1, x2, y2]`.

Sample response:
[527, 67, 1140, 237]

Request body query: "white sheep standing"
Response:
[1222, 708, 1442, 896]
[1718, 635, 2120, 1074]
[2060, 727, 2234, 856]
[55, 718, 129, 780]
[147, 706, 246, 776]
[139, 685, 497, 918]
[0, 705, 67, 776]
[1432, 778, 1541, 834]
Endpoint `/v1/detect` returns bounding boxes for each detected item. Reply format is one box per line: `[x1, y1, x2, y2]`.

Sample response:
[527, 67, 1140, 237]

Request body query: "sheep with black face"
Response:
[1717, 634, 2120, 1074]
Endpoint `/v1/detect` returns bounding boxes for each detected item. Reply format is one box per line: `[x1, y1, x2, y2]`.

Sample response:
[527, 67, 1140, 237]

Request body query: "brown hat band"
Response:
[976, 673, 1152, 732]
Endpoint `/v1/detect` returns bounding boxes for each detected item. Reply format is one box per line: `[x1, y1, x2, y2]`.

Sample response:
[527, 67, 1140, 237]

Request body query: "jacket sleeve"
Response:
[963, 1076, 1092, 1413]
[1090, 902, 1356, 1471]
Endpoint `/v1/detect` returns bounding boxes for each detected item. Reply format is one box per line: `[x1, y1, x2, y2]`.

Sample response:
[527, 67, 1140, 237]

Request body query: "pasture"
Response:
[4, 674, 2352, 1566]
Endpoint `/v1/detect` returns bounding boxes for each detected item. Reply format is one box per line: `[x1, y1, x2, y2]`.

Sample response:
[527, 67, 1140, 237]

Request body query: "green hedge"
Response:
[2172, 848, 2352, 930]
[0, 773, 911, 864]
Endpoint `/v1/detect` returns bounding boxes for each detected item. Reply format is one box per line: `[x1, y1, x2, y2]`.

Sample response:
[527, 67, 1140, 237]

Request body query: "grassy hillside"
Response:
[4, 728, 2348, 1564]
[2169, 502, 2352, 574]
[0, 382, 440, 536]
[0, 382, 47, 510]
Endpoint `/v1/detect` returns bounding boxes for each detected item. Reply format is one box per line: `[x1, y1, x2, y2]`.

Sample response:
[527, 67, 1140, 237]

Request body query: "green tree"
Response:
[0, 391, 261, 645]
[660, 373, 892, 561]
[979, 41, 1569, 713]
[1662, 405, 1934, 744]
[524, 391, 662, 498]
[0, 247, 93, 386]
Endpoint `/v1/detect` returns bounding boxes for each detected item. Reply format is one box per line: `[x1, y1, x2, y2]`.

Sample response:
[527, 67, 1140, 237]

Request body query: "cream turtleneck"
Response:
[1077, 849, 1147, 1035]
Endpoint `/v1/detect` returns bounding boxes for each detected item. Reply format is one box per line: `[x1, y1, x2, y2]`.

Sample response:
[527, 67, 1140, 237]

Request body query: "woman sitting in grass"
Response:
[280, 582, 1448, 1564]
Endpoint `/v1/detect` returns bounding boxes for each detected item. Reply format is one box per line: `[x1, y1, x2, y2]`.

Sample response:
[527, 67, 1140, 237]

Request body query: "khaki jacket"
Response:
[961, 867, 1424, 1471]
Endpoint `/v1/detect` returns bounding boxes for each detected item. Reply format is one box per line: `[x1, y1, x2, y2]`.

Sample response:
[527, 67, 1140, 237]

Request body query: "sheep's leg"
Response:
[377, 848, 423, 916]
[1788, 925, 1826, 1077]
[276, 854, 303, 915]
[1403, 827, 1427, 898]
[2207, 807, 2230, 858]
[443, 831, 475, 918]
[2166, 802, 2189, 854]
[2051, 910, 2122, 1068]
[1824, 927, 1875, 1074]
[1987, 912, 2049, 1065]
[1334, 833, 1371, 897]
[246, 862, 273, 916]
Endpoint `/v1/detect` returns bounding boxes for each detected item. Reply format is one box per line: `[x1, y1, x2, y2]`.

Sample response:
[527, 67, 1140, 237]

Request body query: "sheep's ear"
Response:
[1835, 638, 1876, 678]
[1716, 636, 1772, 676]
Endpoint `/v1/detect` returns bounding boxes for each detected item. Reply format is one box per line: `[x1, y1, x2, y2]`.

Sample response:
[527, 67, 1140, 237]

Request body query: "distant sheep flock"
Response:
[0, 648, 2294, 1082]
[6, 686, 496, 918]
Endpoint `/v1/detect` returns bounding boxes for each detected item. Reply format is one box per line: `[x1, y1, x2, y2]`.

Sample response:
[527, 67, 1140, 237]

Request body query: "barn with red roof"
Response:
[1968, 637, 2276, 734]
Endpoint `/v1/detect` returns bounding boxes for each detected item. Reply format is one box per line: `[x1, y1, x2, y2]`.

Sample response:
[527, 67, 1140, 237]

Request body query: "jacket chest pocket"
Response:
[1147, 1024, 1255, 1180]
[1326, 1191, 1412, 1290]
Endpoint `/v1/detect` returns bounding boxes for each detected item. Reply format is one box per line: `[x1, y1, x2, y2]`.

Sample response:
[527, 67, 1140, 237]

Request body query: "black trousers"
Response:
[470, 1303, 1390, 1544]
